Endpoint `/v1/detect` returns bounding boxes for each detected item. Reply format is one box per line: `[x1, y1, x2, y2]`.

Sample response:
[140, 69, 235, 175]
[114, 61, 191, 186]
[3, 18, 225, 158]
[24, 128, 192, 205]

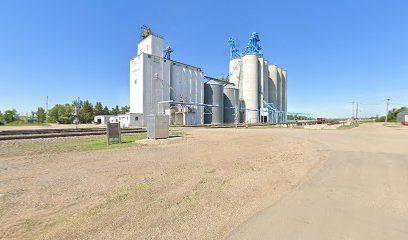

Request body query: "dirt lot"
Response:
[0, 127, 327, 240]
[228, 123, 408, 239]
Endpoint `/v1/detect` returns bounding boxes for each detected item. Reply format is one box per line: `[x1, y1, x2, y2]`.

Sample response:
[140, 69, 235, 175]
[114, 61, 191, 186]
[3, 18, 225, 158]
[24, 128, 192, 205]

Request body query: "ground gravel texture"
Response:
[0, 127, 327, 240]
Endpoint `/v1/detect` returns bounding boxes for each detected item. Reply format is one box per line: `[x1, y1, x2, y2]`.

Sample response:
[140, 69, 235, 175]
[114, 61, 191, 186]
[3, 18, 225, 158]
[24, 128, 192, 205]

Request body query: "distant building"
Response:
[94, 115, 112, 125]
[94, 113, 142, 128]
[397, 111, 408, 125]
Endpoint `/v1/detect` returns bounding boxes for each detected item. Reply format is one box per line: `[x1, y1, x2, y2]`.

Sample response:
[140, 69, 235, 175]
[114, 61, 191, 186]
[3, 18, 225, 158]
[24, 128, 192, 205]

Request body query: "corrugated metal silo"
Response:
[223, 84, 239, 123]
[268, 65, 278, 109]
[204, 80, 224, 124]
[242, 54, 259, 123]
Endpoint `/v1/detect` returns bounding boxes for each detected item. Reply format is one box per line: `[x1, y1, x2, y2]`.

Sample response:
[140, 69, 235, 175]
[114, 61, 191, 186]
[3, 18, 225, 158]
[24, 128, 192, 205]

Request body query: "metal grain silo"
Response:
[268, 64, 278, 109]
[223, 84, 239, 124]
[204, 80, 224, 124]
[282, 69, 288, 112]
[242, 54, 259, 123]
[277, 67, 283, 111]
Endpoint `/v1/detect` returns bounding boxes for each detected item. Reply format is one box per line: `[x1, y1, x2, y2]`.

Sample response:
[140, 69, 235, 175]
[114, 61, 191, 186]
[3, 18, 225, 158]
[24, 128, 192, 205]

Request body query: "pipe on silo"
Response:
[242, 54, 259, 123]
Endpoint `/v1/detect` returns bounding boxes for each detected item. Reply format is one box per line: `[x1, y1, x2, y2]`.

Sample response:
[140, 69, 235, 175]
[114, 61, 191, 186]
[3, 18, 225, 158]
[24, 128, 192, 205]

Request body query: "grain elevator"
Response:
[129, 27, 288, 126]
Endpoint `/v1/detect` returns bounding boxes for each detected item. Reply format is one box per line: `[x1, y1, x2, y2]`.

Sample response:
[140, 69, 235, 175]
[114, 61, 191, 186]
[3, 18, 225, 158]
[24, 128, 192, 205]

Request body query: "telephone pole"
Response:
[385, 98, 391, 122]
[356, 103, 359, 120]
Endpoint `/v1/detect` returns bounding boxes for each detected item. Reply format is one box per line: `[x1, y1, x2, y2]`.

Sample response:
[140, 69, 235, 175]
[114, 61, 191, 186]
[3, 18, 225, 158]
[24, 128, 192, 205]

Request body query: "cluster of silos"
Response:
[229, 56, 288, 124]
[268, 65, 288, 112]
[203, 80, 239, 124]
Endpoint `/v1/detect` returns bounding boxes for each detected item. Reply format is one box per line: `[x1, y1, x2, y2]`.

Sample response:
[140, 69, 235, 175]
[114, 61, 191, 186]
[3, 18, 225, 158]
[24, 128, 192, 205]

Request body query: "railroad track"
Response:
[0, 128, 147, 141]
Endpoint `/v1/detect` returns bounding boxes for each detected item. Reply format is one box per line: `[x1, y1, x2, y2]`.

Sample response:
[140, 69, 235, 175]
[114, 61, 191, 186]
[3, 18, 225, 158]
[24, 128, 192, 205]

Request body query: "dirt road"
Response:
[0, 127, 326, 240]
[228, 123, 408, 239]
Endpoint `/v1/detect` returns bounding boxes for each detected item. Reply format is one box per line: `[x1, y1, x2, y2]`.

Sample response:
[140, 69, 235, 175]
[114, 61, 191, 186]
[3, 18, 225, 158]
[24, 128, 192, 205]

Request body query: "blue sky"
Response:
[0, 0, 407, 118]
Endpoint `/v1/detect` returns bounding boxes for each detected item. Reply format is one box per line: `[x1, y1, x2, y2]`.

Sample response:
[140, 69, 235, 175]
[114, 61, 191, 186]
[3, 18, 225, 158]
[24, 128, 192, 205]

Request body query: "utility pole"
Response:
[356, 103, 359, 120]
[385, 98, 391, 122]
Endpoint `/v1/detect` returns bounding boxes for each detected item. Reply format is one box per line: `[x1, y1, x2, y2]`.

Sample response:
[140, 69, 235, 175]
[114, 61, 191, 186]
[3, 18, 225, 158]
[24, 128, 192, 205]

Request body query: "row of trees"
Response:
[0, 101, 130, 124]
[47, 100, 130, 124]
[0, 109, 19, 123]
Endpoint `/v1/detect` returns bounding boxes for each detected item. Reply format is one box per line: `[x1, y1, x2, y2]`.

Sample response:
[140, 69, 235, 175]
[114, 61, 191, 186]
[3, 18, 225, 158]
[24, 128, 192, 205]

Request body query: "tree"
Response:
[94, 102, 104, 115]
[111, 105, 120, 115]
[48, 104, 73, 124]
[79, 100, 94, 123]
[4, 109, 18, 123]
[37, 107, 46, 123]
[376, 106, 407, 122]
[120, 105, 130, 114]
[103, 106, 110, 115]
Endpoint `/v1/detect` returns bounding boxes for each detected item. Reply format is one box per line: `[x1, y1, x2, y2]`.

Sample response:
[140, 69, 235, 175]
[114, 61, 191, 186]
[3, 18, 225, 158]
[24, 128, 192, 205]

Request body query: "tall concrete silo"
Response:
[259, 58, 269, 122]
[242, 54, 259, 123]
[277, 67, 283, 111]
[229, 58, 242, 97]
[282, 69, 288, 112]
[268, 65, 278, 109]
[223, 84, 239, 124]
[204, 80, 224, 124]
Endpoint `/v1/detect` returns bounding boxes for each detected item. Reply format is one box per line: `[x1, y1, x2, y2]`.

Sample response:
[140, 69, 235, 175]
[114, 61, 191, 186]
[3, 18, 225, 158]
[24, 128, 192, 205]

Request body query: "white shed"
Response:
[94, 115, 113, 125]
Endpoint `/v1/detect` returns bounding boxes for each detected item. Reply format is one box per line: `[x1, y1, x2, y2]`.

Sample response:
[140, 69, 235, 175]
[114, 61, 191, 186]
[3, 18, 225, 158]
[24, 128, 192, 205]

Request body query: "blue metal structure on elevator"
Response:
[228, 38, 241, 59]
[244, 32, 263, 57]
[163, 46, 173, 60]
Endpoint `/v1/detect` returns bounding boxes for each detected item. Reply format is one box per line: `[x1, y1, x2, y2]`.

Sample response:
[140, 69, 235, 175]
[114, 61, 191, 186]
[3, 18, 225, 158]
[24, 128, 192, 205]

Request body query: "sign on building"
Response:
[107, 122, 121, 144]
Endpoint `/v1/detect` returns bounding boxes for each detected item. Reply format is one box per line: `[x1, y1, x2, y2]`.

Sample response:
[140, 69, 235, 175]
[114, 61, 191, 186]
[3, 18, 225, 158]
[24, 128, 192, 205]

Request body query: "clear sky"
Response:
[0, 0, 407, 118]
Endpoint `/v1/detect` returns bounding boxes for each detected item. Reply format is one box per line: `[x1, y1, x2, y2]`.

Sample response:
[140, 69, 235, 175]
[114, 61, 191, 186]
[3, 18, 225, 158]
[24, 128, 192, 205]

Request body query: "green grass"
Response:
[17, 133, 147, 155]
[4, 121, 47, 126]
[2, 130, 184, 157]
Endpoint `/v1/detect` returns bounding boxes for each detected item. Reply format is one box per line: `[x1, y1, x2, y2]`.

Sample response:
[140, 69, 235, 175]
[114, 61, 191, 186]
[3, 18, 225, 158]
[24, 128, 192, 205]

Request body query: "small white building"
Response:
[108, 113, 143, 128]
[94, 115, 112, 125]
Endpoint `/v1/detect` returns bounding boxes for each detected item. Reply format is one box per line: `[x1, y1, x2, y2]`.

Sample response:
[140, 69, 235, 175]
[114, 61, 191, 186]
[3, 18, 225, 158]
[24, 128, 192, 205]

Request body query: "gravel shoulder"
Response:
[0, 127, 327, 240]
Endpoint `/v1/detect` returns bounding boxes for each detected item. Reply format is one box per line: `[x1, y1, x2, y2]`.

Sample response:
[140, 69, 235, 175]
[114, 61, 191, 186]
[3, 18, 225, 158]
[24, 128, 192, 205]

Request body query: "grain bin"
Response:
[204, 80, 224, 124]
[223, 84, 239, 124]
[242, 54, 259, 123]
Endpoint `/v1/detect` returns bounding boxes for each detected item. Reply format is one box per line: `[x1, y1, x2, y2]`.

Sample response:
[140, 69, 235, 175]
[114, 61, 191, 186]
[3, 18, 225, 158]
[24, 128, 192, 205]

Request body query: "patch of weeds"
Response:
[40, 183, 150, 238]
[207, 168, 216, 174]
[337, 124, 354, 130]
[23, 219, 38, 232]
